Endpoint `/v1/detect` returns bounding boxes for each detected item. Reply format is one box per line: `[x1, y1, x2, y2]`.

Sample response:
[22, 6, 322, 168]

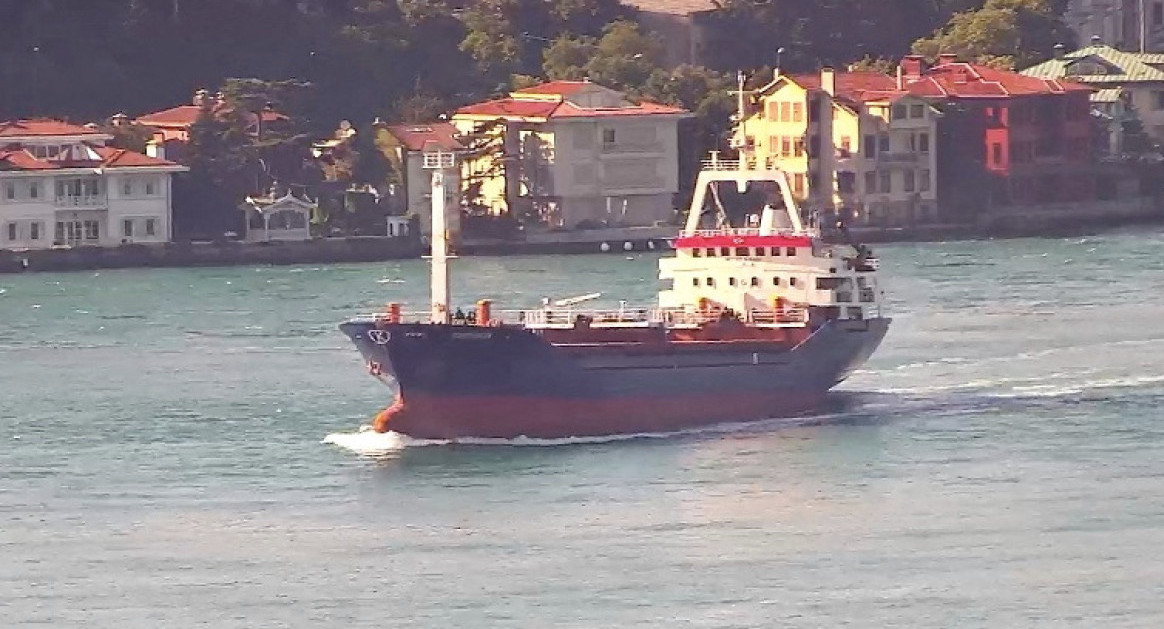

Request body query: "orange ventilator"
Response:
[476, 299, 492, 326]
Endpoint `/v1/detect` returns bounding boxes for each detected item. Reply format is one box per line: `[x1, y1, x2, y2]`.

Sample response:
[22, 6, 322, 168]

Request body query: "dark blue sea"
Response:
[2, 230, 1163, 627]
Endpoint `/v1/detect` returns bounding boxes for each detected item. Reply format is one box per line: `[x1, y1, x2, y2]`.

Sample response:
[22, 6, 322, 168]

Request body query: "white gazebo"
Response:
[241, 192, 316, 242]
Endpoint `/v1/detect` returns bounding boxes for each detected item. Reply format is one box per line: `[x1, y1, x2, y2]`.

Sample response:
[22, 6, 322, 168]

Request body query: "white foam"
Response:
[323, 415, 827, 455]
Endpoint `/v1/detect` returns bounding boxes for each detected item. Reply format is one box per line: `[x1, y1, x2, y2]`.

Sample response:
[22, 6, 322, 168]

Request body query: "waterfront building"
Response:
[451, 80, 690, 230]
[1022, 41, 1164, 148]
[737, 69, 942, 225]
[0, 119, 187, 251]
[379, 121, 464, 241]
[903, 56, 1099, 211]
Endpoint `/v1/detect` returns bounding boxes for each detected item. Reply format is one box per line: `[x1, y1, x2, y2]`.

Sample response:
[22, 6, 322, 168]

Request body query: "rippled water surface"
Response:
[2, 230, 1163, 627]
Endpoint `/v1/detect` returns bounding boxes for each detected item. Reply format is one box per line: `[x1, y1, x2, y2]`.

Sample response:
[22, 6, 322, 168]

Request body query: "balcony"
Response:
[877, 152, 919, 164]
[54, 195, 107, 208]
[600, 141, 664, 155]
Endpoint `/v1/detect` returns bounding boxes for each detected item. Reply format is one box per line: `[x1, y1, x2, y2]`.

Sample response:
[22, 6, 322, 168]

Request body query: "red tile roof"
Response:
[0, 144, 181, 171]
[906, 63, 1092, 99]
[136, 104, 289, 128]
[0, 119, 100, 138]
[455, 98, 562, 120]
[384, 122, 464, 152]
[455, 82, 688, 120]
[787, 71, 899, 101]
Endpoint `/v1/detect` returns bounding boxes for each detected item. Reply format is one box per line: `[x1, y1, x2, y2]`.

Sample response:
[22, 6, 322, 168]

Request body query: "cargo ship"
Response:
[338, 145, 890, 439]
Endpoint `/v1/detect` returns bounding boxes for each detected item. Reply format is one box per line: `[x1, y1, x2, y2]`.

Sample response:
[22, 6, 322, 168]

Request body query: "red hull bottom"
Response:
[374, 392, 827, 440]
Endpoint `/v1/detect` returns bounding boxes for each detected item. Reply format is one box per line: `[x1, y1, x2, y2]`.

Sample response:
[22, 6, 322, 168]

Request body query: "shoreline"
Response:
[4, 205, 1163, 274]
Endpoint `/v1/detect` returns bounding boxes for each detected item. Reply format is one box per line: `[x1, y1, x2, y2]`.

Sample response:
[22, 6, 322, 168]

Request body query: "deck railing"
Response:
[354, 305, 812, 328]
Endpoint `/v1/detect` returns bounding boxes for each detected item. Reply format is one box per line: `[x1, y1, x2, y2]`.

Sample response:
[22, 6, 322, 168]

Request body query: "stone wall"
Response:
[0, 236, 423, 274]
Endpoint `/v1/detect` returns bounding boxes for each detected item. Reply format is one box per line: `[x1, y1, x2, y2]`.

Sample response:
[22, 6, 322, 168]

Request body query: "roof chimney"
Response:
[193, 89, 209, 107]
[821, 67, 836, 96]
[1053, 43, 1066, 59]
[110, 112, 129, 127]
[937, 53, 958, 66]
[901, 55, 926, 80]
[896, 64, 904, 90]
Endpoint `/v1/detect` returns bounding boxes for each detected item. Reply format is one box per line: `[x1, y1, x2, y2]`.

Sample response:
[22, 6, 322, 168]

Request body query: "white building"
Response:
[452, 81, 691, 229]
[381, 122, 464, 240]
[0, 119, 187, 250]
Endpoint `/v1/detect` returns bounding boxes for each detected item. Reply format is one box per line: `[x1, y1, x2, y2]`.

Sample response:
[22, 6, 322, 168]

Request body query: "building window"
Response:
[706, 277, 715, 287]
[766, 101, 779, 120]
[920, 169, 931, 192]
[892, 104, 907, 120]
[30, 222, 41, 240]
[772, 277, 781, 286]
[729, 277, 738, 286]
[693, 277, 700, 287]
[5, 222, 16, 241]
[83, 220, 100, 240]
[29, 182, 39, 199]
[789, 277, 799, 287]
[793, 173, 806, 196]
[878, 135, 890, 152]
[1154, 90, 1164, 110]
[4, 183, 14, 200]
[838, 172, 855, 194]
[918, 133, 930, 153]
[792, 102, 803, 122]
[145, 219, 157, 236]
[910, 104, 925, 118]
[145, 179, 157, 196]
[1155, 1, 1164, 27]
[865, 171, 877, 193]
[904, 170, 916, 192]
[992, 142, 1003, 165]
[602, 128, 615, 145]
[750, 277, 760, 287]
[123, 219, 134, 237]
[781, 136, 792, 156]
[123, 179, 133, 196]
[839, 136, 852, 156]
[863, 134, 876, 158]
[793, 138, 805, 157]
[879, 171, 892, 193]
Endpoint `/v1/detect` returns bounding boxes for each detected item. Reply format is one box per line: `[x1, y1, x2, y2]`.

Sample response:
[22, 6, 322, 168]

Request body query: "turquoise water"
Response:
[2, 230, 1163, 627]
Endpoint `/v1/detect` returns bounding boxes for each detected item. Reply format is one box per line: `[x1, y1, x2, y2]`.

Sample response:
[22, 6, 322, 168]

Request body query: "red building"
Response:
[902, 55, 1096, 212]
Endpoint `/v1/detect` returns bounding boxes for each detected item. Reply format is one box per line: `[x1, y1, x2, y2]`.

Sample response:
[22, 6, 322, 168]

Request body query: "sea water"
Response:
[1, 229, 1163, 627]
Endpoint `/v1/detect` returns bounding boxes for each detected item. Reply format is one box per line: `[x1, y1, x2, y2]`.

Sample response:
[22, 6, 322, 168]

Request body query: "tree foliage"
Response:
[912, 0, 1074, 69]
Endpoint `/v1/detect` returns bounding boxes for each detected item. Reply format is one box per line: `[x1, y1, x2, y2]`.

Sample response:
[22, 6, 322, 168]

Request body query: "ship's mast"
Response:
[424, 148, 457, 324]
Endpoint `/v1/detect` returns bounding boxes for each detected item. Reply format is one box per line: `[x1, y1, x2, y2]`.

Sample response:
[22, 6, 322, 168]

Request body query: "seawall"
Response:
[0, 236, 424, 274]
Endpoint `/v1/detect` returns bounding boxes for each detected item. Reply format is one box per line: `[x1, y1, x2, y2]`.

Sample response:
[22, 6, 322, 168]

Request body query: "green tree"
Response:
[912, 0, 1074, 69]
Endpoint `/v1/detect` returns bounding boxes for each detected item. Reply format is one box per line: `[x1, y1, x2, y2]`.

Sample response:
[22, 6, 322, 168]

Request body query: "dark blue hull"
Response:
[338, 318, 890, 439]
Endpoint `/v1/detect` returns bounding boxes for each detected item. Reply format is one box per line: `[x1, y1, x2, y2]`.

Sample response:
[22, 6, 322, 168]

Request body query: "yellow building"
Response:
[737, 69, 941, 225]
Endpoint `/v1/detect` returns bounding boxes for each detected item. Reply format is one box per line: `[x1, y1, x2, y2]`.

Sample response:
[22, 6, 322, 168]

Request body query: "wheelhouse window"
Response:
[785, 246, 796, 256]
[691, 248, 701, 257]
[720, 247, 730, 257]
[735, 246, 748, 256]
[706, 248, 716, 257]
